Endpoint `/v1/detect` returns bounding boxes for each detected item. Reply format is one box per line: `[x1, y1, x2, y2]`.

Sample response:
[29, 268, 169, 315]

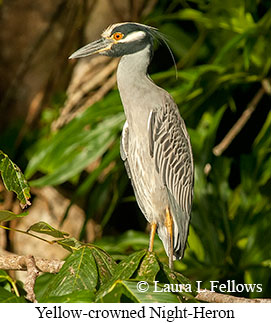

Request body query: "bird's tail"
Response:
[157, 189, 191, 260]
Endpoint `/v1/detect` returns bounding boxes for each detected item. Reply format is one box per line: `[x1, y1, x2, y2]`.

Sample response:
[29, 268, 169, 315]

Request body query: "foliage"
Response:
[0, 150, 31, 208]
[0, 221, 196, 303]
[0, 270, 25, 303]
[0, 0, 271, 302]
[25, 99, 124, 187]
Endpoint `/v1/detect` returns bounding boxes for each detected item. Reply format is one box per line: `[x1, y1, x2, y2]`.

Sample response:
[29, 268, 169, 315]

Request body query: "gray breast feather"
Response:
[148, 102, 194, 216]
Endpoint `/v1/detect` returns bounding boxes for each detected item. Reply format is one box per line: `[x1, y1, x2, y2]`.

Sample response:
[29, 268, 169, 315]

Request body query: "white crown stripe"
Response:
[101, 22, 157, 39]
[119, 31, 146, 43]
[102, 23, 123, 38]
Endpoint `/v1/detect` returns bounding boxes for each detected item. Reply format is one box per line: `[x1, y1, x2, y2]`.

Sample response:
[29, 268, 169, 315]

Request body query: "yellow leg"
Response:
[149, 223, 157, 252]
[165, 207, 174, 270]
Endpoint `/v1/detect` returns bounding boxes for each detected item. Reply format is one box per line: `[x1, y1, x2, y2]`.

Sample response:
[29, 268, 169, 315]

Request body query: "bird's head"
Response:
[69, 22, 157, 59]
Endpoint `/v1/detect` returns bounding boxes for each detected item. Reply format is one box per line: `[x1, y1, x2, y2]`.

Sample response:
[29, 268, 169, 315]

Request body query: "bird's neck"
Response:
[117, 45, 152, 91]
[117, 45, 155, 125]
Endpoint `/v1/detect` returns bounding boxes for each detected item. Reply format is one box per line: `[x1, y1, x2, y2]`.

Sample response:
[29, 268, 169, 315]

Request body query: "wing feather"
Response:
[148, 102, 194, 216]
[148, 101, 194, 259]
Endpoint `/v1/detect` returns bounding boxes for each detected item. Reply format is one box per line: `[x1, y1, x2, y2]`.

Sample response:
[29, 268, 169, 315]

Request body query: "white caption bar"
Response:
[1, 303, 270, 322]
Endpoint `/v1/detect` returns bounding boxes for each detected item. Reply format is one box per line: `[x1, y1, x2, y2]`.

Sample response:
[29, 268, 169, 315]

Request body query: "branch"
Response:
[213, 79, 270, 156]
[24, 256, 39, 302]
[196, 289, 271, 303]
[0, 254, 63, 302]
[0, 254, 63, 273]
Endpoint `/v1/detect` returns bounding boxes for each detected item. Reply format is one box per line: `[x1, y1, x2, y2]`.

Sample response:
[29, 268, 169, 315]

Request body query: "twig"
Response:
[24, 256, 39, 302]
[0, 224, 54, 245]
[213, 79, 270, 156]
[196, 289, 271, 303]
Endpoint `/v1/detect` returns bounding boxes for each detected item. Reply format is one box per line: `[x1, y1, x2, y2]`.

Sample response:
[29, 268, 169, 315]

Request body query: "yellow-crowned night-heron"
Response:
[70, 22, 194, 269]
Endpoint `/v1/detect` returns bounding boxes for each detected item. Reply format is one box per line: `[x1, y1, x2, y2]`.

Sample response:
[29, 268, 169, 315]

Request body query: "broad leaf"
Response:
[0, 210, 28, 222]
[34, 273, 55, 301]
[27, 221, 69, 238]
[120, 280, 180, 303]
[0, 150, 31, 208]
[0, 286, 26, 303]
[135, 251, 160, 282]
[41, 247, 98, 300]
[99, 280, 180, 303]
[160, 262, 197, 297]
[27, 113, 124, 187]
[91, 247, 117, 285]
[41, 290, 95, 303]
[56, 237, 83, 252]
[0, 270, 10, 283]
[96, 249, 146, 301]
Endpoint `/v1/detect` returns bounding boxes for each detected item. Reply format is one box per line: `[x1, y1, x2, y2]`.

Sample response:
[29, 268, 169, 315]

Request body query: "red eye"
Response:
[113, 32, 124, 40]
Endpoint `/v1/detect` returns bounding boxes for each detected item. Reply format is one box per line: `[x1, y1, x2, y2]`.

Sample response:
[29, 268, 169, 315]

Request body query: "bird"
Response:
[69, 22, 194, 269]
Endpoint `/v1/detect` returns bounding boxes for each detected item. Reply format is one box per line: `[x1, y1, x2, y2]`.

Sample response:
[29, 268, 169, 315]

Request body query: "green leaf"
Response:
[160, 262, 197, 297]
[0, 210, 28, 222]
[41, 247, 98, 300]
[27, 113, 125, 187]
[108, 280, 180, 303]
[91, 247, 117, 285]
[0, 150, 31, 208]
[34, 273, 55, 301]
[27, 221, 69, 238]
[175, 8, 255, 33]
[0, 269, 10, 283]
[100, 283, 123, 303]
[96, 230, 163, 255]
[0, 286, 26, 303]
[25, 90, 122, 179]
[56, 237, 83, 252]
[262, 259, 271, 268]
[186, 226, 205, 262]
[135, 251, 160, 282]
[96, 249, 146, 301]
[41, 290, 95, 303]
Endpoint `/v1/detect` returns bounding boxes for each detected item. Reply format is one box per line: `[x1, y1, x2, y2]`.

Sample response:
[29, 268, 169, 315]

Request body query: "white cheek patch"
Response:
[119, 31, 146, 43]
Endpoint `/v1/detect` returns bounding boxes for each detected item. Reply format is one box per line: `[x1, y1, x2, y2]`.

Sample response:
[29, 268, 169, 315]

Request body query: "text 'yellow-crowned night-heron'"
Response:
[70, 22, 194, 269]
